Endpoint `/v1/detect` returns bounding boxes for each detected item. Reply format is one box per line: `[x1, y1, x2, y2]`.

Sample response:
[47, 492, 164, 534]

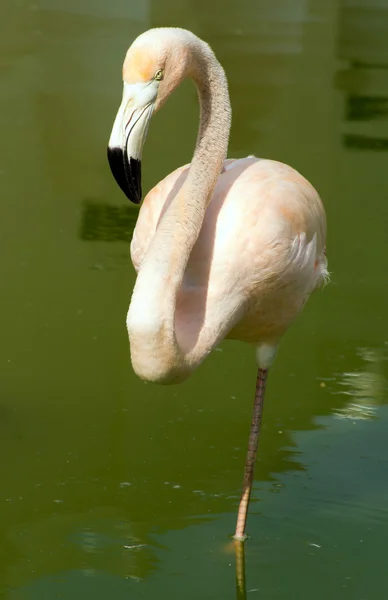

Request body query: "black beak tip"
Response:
[107, 147, 142, 205]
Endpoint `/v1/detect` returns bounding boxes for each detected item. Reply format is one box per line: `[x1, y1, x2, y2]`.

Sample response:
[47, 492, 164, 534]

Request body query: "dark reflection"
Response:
[79, 200, 138, 242]
[343, 134, 388, 151]
[346, 95, 388, 121]
[234, 541, 247, 600]
[337, 0, 388, 150]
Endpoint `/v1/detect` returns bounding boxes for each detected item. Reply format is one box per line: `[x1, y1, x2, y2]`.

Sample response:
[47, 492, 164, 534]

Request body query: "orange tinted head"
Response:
[123, 46, 161, 83]
[122, 28, 196, 110]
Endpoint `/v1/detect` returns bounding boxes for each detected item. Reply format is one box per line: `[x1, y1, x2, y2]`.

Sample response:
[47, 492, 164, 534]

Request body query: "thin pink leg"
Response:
[234, 368, 268, 541]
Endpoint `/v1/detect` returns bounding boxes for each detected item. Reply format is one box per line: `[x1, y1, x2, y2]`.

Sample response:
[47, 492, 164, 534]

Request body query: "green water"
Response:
[1, 0, 388, 597]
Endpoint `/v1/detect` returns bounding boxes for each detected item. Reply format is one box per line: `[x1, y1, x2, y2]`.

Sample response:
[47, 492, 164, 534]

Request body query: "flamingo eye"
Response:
[154, 69, 164, 81]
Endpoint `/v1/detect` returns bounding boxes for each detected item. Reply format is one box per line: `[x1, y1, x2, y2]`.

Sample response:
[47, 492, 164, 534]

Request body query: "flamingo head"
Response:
[107, 28, 195, 204]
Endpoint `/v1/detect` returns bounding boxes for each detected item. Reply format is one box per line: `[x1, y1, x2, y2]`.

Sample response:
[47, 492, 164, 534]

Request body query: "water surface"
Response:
[1, 0, 388, 598]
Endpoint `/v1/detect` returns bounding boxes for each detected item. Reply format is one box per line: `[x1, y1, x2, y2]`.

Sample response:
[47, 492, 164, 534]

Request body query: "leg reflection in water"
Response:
[234, 540, 247, 600]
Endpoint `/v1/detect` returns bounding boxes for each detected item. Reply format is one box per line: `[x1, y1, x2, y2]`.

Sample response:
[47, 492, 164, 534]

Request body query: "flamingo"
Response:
[107, 27, 328, 541]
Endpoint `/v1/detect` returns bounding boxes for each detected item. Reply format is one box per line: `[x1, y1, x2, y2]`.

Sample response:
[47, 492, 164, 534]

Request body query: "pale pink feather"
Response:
[131, 156, 327, 354]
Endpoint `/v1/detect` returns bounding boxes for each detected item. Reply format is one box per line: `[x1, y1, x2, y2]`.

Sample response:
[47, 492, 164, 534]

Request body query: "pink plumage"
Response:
[107, 27, 328, 541]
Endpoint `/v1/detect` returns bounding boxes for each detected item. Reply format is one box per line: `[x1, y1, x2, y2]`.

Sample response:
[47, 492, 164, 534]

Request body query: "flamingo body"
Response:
[131, 156, 327, 356]
[107, 27, 328, 540]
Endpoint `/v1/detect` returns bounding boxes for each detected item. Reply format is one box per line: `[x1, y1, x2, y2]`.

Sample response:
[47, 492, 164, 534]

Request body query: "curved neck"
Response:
[127, 38, 232, 383]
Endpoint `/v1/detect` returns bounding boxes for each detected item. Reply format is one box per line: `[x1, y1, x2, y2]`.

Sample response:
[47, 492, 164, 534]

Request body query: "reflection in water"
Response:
[234, 541, 246, 600]
[6, 509, 154, 588]
[333, 347, 387, 420]
[80, 200, 138, 242]
[337, 60, 388, 150]
[346, 96, 388, 122]
[343, 134, 388, 151]
[337, 0, 388, 151]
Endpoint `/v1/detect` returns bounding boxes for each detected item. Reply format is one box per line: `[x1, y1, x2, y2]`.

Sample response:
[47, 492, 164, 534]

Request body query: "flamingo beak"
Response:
[107, 81, 157, 204]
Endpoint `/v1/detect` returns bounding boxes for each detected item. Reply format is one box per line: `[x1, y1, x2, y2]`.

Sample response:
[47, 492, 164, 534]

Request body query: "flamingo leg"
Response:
[234, 368, 268, 541]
